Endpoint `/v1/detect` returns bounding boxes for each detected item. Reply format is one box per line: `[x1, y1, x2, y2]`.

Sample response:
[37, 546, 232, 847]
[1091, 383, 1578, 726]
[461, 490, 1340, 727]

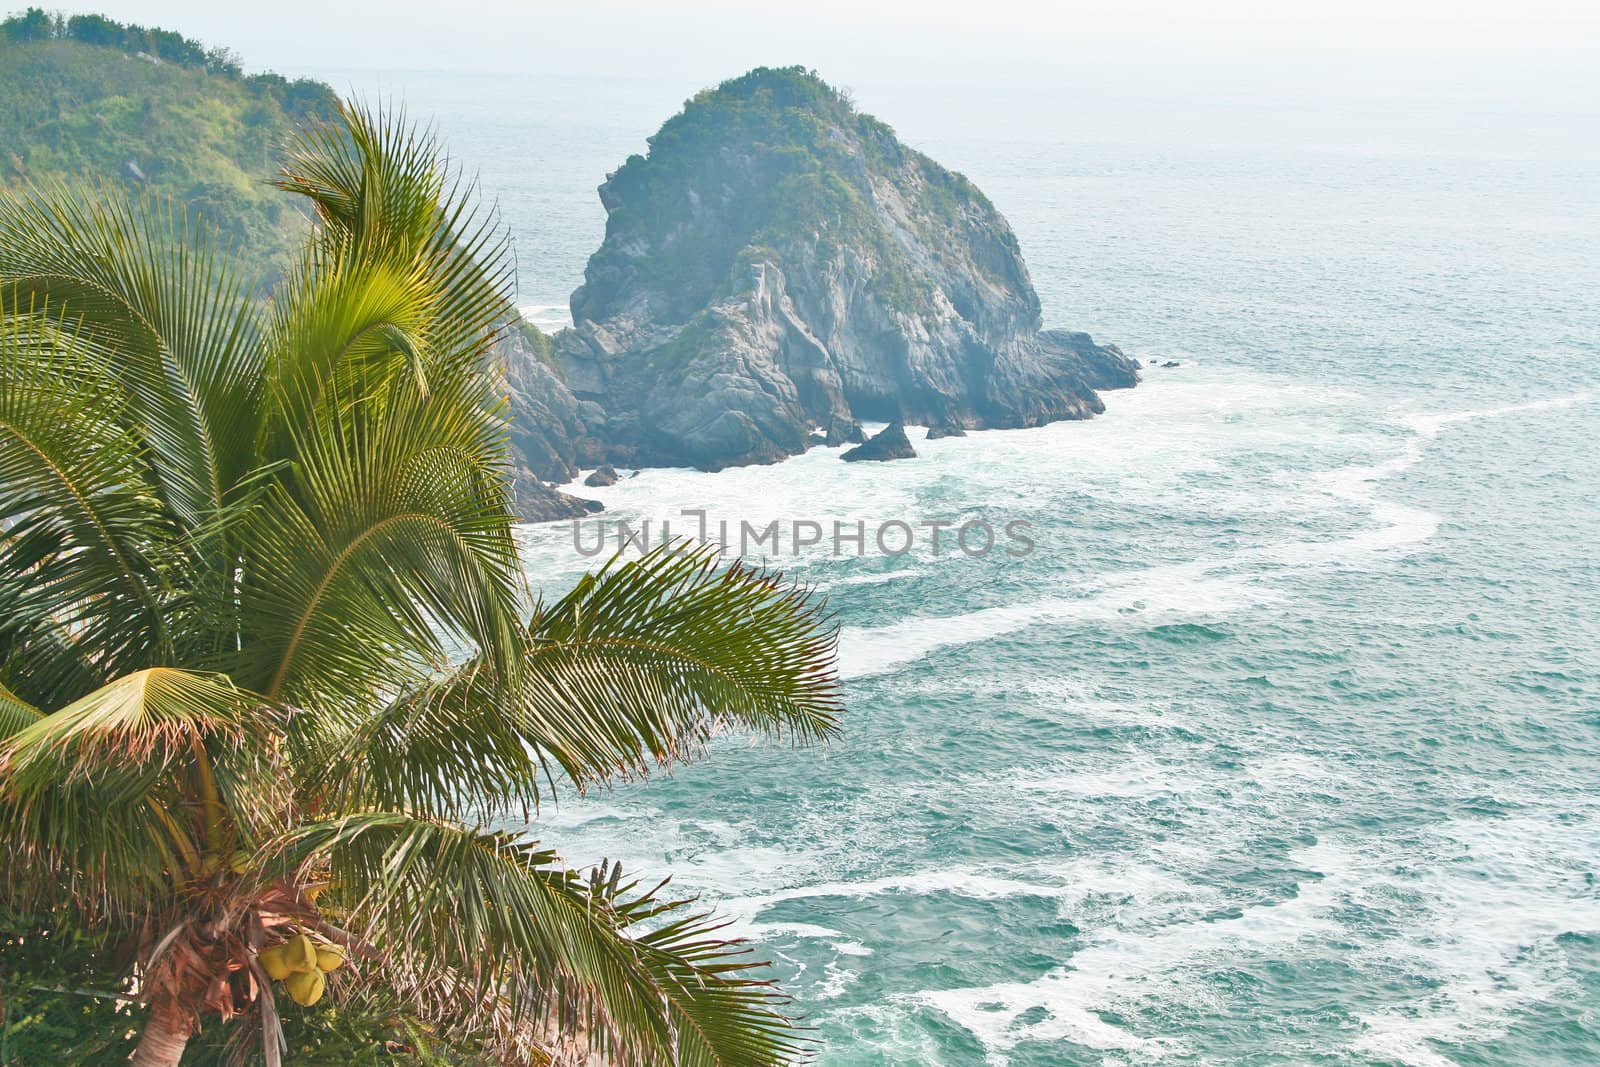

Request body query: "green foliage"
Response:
[0, 12, 339, 280]
[0, 6, 50, 42]
[512, 314, 556, 367]
[0, 914, 139, 1065]
[0, 7, 268, 78]
[0, 101, 840, 1064]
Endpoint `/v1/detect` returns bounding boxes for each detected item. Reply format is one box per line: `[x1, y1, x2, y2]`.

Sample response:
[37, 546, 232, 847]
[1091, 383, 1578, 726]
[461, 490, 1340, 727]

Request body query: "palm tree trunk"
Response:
[131, 1001, 192, 1067]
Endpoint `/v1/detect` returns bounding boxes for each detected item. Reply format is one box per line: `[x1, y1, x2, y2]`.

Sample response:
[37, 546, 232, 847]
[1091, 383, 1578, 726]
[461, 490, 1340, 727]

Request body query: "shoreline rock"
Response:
[498, 319, 607, 484]
[508, 472, 602, 523]
[842, 421, 916, 463]
[826, 415, 867, 446]
[584, 464, 620, 487]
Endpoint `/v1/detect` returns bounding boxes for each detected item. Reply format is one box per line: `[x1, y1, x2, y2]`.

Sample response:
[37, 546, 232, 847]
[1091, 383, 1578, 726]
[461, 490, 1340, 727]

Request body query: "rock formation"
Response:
[494, 322, 605, 520]
[496, 66, 1138, 501]
[841, 421, 917, 463]
[584, 464, 620, 487]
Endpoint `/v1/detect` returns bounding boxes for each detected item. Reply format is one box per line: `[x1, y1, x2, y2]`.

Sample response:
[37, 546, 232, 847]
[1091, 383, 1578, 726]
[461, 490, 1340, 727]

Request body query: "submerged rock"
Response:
[842, 421, 916, 462]
[584, 464, 620, 487]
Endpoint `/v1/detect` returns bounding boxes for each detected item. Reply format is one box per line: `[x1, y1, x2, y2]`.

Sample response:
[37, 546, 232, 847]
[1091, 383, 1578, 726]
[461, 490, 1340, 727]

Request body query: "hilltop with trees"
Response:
[0, 7, 339, 278]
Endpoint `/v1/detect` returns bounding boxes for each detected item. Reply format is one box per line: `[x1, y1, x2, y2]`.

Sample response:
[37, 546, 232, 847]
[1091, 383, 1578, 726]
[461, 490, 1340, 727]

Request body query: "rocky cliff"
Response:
[495, 66, 1137, 495]
[496, 321, 607, 521]
[530, 65, 1136, 473]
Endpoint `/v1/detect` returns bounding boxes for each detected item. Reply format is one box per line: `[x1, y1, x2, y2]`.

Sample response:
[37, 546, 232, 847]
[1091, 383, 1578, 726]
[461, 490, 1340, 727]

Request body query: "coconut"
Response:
[314, 944, 346, 973]
[282, 933, 318, 973]
[284, 967, 326, 1006]
[258, 944, 292, 981]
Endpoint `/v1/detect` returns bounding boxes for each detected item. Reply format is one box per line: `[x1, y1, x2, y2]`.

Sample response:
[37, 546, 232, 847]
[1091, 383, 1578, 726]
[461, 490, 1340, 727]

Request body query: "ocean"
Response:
[320, 66, 1600, 1064]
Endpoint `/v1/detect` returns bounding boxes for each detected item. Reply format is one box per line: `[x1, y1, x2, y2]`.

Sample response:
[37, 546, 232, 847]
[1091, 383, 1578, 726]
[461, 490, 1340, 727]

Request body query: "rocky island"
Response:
[500, 66, 1138, 515]
[0, 28, 1132, 521]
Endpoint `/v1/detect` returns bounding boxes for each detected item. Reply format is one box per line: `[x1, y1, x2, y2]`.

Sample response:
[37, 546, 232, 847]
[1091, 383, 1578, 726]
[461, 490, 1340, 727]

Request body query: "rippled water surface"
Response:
[336, 68, 1600, 1064]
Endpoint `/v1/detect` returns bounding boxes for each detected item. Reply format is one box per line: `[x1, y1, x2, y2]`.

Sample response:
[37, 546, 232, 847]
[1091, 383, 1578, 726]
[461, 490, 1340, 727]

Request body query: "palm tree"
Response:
[0, 105, 840, 1066]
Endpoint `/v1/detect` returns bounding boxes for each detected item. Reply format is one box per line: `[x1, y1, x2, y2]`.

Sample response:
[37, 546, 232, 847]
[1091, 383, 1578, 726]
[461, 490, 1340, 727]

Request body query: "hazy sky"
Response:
[42, 0, 1600, 104]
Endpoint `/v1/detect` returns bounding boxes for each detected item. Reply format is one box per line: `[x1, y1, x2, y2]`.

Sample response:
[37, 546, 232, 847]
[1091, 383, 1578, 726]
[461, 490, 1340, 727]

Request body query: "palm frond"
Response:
[0, 668, 281, 914]
[255, 250, 437, 453]
[312, 543, 839, 820]
[522, 544, 840, 787]
[276, 812, 670, 1061]
[232, 376, 523, 709]
[273, 100, 515, 355]
[228, 98, 525, 708]
[0, 308, 185, 688]
[0, 181, 264, 532]
[275, 812, 803, 1065]
[0, 678, 42, 738]
[622, 882, 810, 1067]
[272, 102, 449, 259]
[305, 658, 545, 822]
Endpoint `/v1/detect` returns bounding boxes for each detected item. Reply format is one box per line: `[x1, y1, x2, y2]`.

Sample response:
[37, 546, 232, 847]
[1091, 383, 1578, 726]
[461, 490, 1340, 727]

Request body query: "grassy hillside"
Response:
[0, 8, 340, 279]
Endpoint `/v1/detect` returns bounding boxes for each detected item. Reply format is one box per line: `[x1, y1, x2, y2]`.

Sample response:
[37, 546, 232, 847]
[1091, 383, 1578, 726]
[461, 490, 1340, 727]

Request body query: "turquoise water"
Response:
[335, 69, 1600, 1063]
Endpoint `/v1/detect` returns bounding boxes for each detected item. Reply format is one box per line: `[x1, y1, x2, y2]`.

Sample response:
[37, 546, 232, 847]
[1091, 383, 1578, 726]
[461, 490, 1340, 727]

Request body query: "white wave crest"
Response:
[839, 388, 1595, 679]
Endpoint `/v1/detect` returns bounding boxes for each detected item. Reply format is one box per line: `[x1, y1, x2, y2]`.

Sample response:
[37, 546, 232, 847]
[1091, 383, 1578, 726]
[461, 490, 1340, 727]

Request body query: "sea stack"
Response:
[523, 66, 1135, 473]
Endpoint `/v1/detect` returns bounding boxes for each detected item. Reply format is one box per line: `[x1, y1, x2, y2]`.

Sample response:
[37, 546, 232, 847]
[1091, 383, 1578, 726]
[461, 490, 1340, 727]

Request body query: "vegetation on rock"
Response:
[577, 66, 955, 321]
[561, 65, 1137, 472]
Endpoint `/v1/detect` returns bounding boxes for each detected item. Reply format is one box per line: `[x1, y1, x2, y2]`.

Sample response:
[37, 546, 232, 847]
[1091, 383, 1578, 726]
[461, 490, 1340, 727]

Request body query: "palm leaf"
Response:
[0, 308, 185, 688]
[0, 679, 42, 738]
[273, 100, 515, 352]
[307, 658, 545, 822]
[254, 249, 437, 453]
[275, 812, 672, 1061]
[233, 377, 524, 709]
[276, 812, 804, 1065]
[0, 668, 281, 914]
[621, 882, 810, 1067]
[314, 543, 839, 820]
[230, 99, 525, 707]
[522, 544, 840, 786]
[0, 182, 264, 533]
